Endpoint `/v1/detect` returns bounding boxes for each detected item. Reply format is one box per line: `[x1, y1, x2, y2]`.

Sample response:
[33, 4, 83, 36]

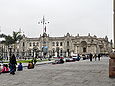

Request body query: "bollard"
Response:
[109, 52, 115, 78]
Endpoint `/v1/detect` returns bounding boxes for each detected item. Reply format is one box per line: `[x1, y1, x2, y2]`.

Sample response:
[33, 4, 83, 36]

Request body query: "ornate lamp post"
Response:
[33, 46, 38, 58]
[8, 45, 12, 60]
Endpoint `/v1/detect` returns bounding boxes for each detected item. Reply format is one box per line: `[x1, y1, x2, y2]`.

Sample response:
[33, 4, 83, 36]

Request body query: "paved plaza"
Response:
[0, 57, 115, 86]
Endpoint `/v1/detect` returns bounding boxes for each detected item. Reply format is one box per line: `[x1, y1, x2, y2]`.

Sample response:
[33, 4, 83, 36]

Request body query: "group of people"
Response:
[0, 54, 23, 75]
[0, 54, 36, 75]
[89, 53, 101, 62]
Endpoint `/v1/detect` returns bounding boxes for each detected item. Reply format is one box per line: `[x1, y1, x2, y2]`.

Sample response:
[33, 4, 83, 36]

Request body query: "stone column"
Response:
[114, 0, 115, 48]
[109, 1, 115, 78]
[55, 52, 57, 57]
[74, 46, 77, 53]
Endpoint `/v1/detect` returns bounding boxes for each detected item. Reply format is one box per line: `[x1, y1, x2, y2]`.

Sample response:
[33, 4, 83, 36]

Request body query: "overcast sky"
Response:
[0, 0, 113, 41]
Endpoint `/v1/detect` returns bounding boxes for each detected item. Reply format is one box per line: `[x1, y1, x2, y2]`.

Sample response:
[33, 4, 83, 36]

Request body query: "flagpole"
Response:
[38, 16, 49, 34]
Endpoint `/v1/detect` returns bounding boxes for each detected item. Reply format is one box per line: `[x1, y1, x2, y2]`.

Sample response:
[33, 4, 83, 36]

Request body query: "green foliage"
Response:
[3, 59, 49, 63]
[0, 31, 23, 45]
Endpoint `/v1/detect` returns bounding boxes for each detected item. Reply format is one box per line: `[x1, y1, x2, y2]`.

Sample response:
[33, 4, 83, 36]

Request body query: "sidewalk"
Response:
[21, 60, 54, 67]
[0, 60, 55, 68]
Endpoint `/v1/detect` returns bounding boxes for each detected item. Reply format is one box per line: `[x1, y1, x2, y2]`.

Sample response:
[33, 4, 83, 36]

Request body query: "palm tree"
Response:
[12, 31, 23, 44]
[0, 31, 23, 45]
[0, 31, 23, 59]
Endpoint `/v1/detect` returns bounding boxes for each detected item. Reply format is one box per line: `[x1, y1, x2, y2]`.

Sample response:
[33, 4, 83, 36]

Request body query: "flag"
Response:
[44, 26, 46, 32]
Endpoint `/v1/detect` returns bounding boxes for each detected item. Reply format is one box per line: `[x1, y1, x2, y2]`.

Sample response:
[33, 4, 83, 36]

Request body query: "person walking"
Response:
[33, 58, 37, 65]
[0, 64, 2, 74]
[9, 54, 17, 75]
[98, 54, 101, 61]
[89, 53, 93, 61]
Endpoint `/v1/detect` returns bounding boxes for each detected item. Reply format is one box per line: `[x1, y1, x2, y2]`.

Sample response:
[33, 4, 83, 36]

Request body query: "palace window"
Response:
[56, 42, 59, 46]
[52, 48, 55, 56]
[23, 42, 25, 47]
[52, 42, 55, 46]
[60, 49, 63, 56]
[36, 42, 39, 46]
[67, 41, 69, 46]
[29, 43, 31, 46]
[60, 42, 63, 46]
[83, 47, 86, 52]
[33, 42, 35, 46]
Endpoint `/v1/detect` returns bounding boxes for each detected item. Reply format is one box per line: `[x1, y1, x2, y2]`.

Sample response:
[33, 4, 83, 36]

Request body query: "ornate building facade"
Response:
[15, 32, 112, 58]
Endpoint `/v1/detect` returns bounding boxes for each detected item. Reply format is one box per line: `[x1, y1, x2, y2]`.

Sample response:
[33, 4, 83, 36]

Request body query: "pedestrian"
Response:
[33, 58, 37, 65]
[17, 62, 23, 71]
[77, 54, 81, 61]
[94, 54, 97, 61]
[98, 54, 101, 61]
[9, 54, 17, 75]
[89, 53, 93, 61]
[0, 64, 2, 74]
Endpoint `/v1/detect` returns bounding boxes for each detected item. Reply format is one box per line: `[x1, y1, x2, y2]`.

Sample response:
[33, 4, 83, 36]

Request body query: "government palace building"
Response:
[0, 31, 113, 59]
[7, 31, 113, 58]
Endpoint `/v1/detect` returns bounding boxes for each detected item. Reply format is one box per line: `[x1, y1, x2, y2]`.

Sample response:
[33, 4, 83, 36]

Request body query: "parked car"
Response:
[64, 58, 74, 62]
[82, 54, 87, 60]
[72, 56, 80, 61]
[52, 58, 64, 64]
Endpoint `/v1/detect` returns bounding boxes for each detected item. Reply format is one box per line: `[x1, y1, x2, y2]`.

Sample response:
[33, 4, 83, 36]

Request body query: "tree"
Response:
[0, 34, 14, 45]
[0, 31, 23, 45]
[12, 31, 23, 44]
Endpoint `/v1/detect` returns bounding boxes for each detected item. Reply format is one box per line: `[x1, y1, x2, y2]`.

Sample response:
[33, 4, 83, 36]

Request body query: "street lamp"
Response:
[33, 46, 38, 58]
[8, 45, 12, 60]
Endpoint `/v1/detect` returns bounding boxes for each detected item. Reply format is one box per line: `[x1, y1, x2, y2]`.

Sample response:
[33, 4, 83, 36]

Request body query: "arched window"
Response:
[60, 42, 63, 46]
[52, 42, 55, 46]
[52, 48, 55, 56]
[36, 42, 39, 46]
[83, 47, 86, 52]
[33, 42, 35, 46]
[56, 42, 59, 46]
[67, 41, 69, 46]
[29, 42, 31, 46]
[23, 42, 25, 47]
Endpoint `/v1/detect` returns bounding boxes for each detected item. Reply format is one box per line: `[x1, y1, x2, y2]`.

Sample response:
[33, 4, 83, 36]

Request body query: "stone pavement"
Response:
[0, 57, 115, 86]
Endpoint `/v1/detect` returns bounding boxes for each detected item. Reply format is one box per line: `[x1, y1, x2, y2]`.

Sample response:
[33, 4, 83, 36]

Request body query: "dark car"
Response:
[52, 58, 64, 64]
[72, 56, 80, 61]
